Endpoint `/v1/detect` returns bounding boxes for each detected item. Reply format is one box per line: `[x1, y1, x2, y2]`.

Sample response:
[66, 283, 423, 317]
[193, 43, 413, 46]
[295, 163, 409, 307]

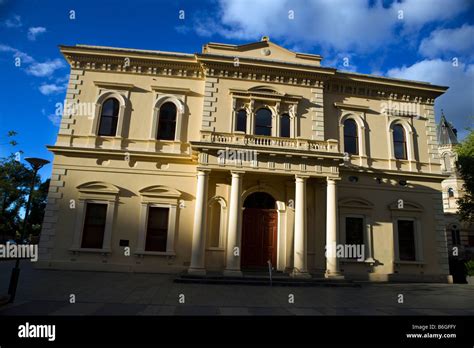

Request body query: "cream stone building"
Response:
[37, 37, 453, 282]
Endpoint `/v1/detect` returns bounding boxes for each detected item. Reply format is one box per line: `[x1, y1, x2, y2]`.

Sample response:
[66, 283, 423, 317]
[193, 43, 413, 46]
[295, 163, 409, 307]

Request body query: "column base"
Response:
[187, 268, 206, 276]
[223, 269, 243, 277]
[291, 270, 312, 278]
[325, 271, 345, 280]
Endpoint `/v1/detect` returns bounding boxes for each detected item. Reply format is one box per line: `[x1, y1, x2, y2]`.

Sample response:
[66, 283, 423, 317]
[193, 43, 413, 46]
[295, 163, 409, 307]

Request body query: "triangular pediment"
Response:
[202, 38, 322, 66]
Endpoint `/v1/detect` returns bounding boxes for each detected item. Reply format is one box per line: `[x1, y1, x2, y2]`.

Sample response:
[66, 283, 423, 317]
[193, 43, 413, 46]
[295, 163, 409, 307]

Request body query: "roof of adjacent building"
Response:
[437, 112, 459, 145]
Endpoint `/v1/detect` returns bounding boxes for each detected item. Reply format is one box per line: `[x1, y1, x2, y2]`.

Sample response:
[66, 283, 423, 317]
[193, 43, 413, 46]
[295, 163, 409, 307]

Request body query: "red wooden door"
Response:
[241, 208, 277, 269]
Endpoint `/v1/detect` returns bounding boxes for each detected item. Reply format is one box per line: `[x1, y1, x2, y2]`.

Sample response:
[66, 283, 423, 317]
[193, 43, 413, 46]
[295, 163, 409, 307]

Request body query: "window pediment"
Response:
[339, 197, 374, 209]
[139, 185, 181, 199]
[77, 181, 119, 195]
[388, 200, 423, 212]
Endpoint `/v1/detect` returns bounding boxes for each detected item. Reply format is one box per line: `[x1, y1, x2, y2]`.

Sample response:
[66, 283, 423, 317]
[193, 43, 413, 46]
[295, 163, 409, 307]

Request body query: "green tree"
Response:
[0, 131, 49, 242]
[455, 130, 474, 222]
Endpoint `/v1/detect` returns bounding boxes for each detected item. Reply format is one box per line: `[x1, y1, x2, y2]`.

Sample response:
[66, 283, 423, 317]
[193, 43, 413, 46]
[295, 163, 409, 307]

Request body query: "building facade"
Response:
[37, 38, 453, 282]
[437, 114, 474, 258]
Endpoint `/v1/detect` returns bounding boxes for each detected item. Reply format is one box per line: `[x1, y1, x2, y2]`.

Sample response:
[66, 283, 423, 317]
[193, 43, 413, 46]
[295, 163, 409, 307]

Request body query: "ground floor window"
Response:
[145, 207, 169, 252]
[451, 225, 461, 245]
[397, 219, 416, 261]
[81, 203, 107, 249]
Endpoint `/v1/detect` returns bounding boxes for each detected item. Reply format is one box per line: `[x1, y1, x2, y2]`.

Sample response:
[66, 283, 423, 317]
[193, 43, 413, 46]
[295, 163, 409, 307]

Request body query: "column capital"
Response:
[196, 168, 211, 175]
[326, 176, 341, 184]
[230, 170, 245, 177]
[295, 174, 310, 181]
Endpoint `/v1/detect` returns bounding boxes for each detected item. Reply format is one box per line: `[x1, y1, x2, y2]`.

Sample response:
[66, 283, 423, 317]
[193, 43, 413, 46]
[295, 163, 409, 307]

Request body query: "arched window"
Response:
[280, 114, 290, 138]
[451, 225, 460, 245]
[157, 102, 177, 140]
[236, 109, 247, 132]
[98, 98, 119, 136]
[448, 188, 454, 198]
[208, 200, 221, 248]
[343, 119, 358, 155]
[393, 124, 407, 160]
[255, 108, 272, 136]
[443, 153, 452, 171]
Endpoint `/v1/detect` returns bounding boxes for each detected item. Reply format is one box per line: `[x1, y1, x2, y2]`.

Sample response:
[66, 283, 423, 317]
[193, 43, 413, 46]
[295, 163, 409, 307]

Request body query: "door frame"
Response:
[240, 185, 287, 271]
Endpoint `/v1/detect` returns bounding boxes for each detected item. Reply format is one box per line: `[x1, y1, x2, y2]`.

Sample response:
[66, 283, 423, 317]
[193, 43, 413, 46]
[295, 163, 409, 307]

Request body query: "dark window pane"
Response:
[448, 188, 454, 198]
[393, 125, 407, 159]
[346, 217, 364, 248]
[81, 203, 107, 249]
[398, 220, 416, 261]
[255, 108, 272, 136]
[98, 98, 119, 136]
[343, 119, 358, 155]
[145, 207, 169, 252]
[236, 110, 247, 132]
[451, 228, 460, 245]
[102, 98, 120, 116]
[157, 102, 177, 140]
[280, 114, 290, 137]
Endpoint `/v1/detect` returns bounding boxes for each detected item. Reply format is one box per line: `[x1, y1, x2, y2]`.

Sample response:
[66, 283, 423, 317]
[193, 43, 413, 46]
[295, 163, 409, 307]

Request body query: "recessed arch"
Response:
[91, 91, 129, 137]
[339, 112, 368, 164]
[150, 94, 186, 141]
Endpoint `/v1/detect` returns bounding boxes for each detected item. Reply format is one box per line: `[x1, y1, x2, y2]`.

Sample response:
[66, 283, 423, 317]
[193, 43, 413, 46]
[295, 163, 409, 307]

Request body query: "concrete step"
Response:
[174, 274, 359, 287]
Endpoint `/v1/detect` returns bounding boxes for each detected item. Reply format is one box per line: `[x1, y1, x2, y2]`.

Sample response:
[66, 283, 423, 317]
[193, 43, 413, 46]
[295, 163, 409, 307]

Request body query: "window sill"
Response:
[340, 258, 375, 264]
[134, 251, 176, 257]
[206, 247, 225, 251]
[69, 248, 111, 255]
[394, 260, 424, 265]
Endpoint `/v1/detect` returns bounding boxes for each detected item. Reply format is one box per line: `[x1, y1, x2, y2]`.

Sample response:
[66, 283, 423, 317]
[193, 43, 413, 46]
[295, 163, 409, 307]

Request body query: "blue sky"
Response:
[0, 0, 473, 180]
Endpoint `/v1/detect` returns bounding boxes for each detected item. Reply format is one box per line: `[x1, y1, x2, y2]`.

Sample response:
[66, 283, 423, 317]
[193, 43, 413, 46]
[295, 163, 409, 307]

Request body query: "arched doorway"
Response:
[241, 192, 278, 269]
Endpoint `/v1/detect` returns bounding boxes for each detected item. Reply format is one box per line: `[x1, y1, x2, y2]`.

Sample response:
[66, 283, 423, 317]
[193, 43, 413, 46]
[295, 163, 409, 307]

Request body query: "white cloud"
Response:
[4, 15, 22, 28]
[27, 26, 47, 41]
[26, 59, 65, 77]
[0, 44, 34, 64]
[193, 0, 471, 53]
[387, 59, 474, 138]
[419, 24, 474, 58]
[39, 83, 66, 95]
[47, 113, 62, 127]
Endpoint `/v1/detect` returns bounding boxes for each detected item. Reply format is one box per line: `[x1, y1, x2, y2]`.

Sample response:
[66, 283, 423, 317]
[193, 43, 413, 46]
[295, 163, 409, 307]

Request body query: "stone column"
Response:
[292, 175, 310, 278]
[325, 178, 343, 278]
[188, 169, 210, 275]
[224, 171, 244, 277]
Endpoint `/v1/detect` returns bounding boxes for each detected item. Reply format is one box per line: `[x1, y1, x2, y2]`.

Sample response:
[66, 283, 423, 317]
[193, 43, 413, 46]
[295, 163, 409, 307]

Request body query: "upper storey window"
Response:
[236, 109, 247, 132]
[255, 108, 272, 136]
[343, 119, 358, 155]
[98, 98, 119, 136]
[157, 102, 177, 140]
[280, 114, 290, 138]
[393, 124, 407, 160]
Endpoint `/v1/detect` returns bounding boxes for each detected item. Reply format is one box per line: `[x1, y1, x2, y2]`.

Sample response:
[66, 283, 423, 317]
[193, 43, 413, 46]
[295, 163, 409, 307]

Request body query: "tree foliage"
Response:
[455, 130, 474, 222]
[0, 131, 49, 242]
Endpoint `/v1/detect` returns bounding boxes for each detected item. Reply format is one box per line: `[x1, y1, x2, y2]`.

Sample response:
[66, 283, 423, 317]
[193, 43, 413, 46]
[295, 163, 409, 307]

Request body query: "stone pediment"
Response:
[202, 38, 322, 66]
[77, 181, 119, 195]
[139, 185, 181, 198]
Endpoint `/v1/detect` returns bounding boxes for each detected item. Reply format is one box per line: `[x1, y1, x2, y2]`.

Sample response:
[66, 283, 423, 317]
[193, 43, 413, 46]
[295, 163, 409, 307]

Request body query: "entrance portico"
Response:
[188, 169, 343, 278]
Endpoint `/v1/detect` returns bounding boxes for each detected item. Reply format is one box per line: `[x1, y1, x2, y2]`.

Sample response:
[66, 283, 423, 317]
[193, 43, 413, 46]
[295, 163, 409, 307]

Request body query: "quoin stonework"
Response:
[37, 37, 458, 282]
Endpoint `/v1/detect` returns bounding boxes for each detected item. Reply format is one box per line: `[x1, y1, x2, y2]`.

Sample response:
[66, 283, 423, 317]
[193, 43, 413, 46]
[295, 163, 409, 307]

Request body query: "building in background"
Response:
[437, 113, 474, 262]
[37, 37, 453, 282]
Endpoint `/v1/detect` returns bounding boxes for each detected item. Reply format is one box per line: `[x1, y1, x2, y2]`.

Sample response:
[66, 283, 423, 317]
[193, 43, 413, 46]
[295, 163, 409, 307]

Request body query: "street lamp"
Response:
[8, 157, 50, 303]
